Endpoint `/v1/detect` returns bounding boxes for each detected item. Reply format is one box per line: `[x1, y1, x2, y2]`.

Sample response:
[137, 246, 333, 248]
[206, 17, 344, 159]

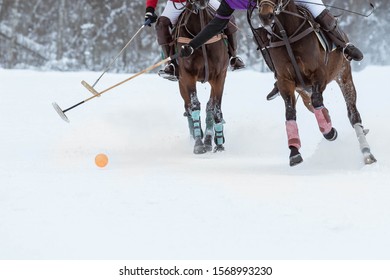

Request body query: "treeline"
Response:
[0, 0, 388, 72]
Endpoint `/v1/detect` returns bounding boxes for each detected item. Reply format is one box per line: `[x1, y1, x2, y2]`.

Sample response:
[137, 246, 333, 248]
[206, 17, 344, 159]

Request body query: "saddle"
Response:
[299, 7, 335, 53]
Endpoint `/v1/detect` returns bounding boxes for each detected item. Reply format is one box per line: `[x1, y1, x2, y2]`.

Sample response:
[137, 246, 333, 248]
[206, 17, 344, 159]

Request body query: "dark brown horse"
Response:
[174, 0, 229, 154]
[253, 0, 376, 166]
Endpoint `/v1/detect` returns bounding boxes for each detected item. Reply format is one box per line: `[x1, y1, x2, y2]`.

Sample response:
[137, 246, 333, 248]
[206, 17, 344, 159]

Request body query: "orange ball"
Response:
[95, 153, 108, 168]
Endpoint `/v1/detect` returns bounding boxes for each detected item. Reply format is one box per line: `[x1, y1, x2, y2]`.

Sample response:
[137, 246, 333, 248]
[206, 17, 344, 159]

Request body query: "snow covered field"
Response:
[0, 66, 389, 260]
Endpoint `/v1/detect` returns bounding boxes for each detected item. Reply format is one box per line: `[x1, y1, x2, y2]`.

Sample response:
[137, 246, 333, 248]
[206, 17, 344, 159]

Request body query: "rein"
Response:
[268, 16, 313, 48]
[273, 16, 308, 90]
[199, 9, 210, 83]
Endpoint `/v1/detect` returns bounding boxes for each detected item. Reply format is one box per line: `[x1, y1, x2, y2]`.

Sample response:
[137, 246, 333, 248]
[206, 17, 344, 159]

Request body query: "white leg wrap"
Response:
[354, 123, 370, 153]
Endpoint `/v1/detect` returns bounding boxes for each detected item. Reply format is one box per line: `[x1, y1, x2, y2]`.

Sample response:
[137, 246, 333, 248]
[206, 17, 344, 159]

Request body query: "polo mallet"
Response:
[295, 1, 375, 17]
[90, 19, 151, 89]
[52, 54, 179, 123]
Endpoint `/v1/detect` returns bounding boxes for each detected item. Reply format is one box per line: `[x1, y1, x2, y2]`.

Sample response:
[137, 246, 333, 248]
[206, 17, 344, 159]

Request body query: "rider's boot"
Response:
[315, 9, 363, 61]
[266, 82, 280, 101]
[225, 18, 246, 71]
[159, 44, 179, 81]
[226, 34, 246, 71]
[156, 16, 179, 81]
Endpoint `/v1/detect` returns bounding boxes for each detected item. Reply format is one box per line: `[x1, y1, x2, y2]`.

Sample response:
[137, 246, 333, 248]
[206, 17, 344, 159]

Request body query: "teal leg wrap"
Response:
[214, 122, 224, 146]
[205, 110, 214, 136]
[187, 116, 194, 138]
[191, 110, 202, 138]
[184, 112, 194, 138]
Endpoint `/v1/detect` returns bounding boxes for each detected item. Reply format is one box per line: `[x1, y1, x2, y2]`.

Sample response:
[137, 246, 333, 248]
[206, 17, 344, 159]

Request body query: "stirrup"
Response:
[342, 43, 363, 62]
[158, 63, 179, 82]
[229, 56, 245, 71]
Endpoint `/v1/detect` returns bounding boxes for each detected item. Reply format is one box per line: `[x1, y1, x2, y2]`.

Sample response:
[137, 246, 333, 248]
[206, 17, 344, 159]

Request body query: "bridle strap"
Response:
[199, 9, 210, 83]
[273, 17, 309, 91]
[268, 26, 314, 47]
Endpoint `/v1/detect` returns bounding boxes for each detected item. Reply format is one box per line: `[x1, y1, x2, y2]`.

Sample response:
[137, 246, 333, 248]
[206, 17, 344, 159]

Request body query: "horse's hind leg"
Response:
[336, 63, 376, 164]
[311, 84, 338, 141]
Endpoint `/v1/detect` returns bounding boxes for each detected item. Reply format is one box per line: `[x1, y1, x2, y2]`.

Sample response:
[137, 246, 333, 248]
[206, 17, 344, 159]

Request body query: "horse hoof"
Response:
[194, 145, 207, 154]
[364, 152, 377, 165]
[324, 127, 338, 141]
[193, 138, 207, 154]
[213, 145, 225, 153]
[289, 154, 303, 166]
[204, 135, 213, 152]
[205, 144, 213, 152]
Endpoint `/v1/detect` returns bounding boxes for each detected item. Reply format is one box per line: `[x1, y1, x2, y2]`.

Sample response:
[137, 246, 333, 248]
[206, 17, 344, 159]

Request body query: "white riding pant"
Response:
[161, 0, 221, 25]
[296, 0, 325, 18]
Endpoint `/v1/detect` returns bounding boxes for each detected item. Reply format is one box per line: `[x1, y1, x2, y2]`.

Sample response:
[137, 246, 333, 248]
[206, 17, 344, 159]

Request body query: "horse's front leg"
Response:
[212, 103, 225, 152]
[179, 81, 206, 154]
[204, 98, 225, 152]
[280, 82, 303, 166]
[311, 84, 338, 141]
[207, 79, 226, 152]
[189, 91, 207, 154]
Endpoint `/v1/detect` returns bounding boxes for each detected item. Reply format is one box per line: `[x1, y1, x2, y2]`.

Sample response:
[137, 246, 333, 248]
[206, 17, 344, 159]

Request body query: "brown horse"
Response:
[253, 0, 376, 166]
[173, 0, 229, 154]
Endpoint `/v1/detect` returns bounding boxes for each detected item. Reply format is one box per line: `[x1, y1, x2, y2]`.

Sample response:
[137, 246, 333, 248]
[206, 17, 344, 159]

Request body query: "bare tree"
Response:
[0, 0, 388, 71]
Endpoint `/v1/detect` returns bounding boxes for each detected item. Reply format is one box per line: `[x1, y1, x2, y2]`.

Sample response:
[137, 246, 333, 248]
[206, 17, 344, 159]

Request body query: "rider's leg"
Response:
[295, 0, 324, 18]
[160, 0, 186, 25]
[155, 16, 178, 79]
[316, 9, 363, 61]
[155, 2, 185, 80]
[202, 0, 245, 71]
[224, 16, 246, 71]
[226, 33, 246, 71]
[253, 27, 280, 100]
[296, 0, 363, 61]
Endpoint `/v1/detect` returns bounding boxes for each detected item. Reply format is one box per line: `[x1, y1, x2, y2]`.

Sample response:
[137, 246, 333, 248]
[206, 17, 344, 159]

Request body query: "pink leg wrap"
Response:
[314, 107, 332, 134]
[286, 120, 301, 149]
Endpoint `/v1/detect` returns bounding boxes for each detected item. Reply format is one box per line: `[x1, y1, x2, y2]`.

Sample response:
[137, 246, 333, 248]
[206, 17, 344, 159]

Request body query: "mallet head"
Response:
[52, 102, 70, 123]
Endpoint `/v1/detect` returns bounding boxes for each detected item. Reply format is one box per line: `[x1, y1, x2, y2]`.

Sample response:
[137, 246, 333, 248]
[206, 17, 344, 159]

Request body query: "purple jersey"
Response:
[225, 0, 256, 10]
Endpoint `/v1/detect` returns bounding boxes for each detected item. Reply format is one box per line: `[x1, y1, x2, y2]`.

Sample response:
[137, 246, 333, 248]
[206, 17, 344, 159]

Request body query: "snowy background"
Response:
[0, 0, 387, 72]
[1, 66, 389, 260]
